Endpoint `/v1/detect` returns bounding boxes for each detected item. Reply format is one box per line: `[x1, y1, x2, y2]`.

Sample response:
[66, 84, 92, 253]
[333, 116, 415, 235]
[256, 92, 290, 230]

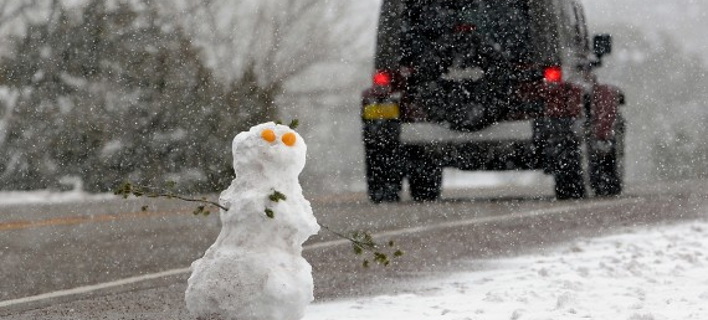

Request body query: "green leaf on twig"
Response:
[265, 208, 275, 219]
[269, 190, 287, 202]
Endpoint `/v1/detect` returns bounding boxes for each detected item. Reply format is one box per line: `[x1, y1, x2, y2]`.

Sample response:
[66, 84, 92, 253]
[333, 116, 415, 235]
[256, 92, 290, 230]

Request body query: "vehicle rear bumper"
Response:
[400, 120, 534, 144]
[404, 140, 541, 171]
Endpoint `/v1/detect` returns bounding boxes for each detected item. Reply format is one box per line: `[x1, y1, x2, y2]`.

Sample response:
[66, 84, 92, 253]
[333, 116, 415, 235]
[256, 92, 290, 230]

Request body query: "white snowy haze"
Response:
[170, 0, 708, 192]
[1, 0, 705, 193]
[582, 0, 708, 183]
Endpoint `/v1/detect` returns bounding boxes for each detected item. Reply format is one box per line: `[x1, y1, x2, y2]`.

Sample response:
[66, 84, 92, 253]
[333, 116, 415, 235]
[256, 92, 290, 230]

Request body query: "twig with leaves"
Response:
[114, 181, 226, 216]
[114, 181, 404, 267]
[321, 226, 404, 268]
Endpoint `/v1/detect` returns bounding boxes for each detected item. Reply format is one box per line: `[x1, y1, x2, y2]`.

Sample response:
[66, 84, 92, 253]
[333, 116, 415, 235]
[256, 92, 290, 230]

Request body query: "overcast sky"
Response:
[582, 0, 708, 62]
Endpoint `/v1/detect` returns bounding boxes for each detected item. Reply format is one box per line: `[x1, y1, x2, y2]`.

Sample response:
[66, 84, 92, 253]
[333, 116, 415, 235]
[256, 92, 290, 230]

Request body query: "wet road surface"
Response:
[1, 179, 706, 318]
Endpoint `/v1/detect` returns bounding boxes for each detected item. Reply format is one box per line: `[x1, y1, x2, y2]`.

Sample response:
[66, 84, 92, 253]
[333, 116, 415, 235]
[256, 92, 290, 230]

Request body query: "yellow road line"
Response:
[0, 192, 360, 232]
[0, 209, 194, 231]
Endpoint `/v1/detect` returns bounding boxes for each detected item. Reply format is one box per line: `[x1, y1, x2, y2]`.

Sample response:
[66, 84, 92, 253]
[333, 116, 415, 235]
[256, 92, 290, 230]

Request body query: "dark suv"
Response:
[362, 0, 625, 202]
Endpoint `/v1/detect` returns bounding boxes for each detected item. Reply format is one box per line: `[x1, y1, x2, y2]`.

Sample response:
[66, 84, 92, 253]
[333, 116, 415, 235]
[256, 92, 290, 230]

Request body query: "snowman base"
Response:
[186, 248, 314, 320]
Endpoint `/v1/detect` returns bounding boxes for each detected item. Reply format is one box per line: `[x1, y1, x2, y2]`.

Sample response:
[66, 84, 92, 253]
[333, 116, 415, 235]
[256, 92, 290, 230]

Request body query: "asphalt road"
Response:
[1, 179, 707, 319]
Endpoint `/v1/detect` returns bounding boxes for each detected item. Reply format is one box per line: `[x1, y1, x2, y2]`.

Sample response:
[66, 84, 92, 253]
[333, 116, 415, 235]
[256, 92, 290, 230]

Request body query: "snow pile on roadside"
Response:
[306, 220, 708, 319]
[0, 189, 113, 206]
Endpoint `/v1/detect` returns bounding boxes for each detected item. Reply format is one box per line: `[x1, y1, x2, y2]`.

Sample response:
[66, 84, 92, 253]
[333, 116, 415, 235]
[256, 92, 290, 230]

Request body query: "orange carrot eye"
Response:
[282, 132, 296, 146]
[261, 129, 276, 143]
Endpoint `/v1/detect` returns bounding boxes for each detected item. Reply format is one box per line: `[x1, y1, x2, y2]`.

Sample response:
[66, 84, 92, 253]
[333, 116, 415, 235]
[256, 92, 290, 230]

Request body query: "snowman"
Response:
[185, 122, 320, 320]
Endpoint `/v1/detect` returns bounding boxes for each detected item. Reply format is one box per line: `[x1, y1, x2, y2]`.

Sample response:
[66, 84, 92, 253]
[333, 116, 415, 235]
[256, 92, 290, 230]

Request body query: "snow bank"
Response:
[306, 221, 708, 319]
[0, 189, 112, 206]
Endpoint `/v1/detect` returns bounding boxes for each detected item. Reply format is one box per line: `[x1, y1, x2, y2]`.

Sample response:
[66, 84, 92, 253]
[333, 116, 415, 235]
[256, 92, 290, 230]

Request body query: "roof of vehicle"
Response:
[374, 0, 588, 70]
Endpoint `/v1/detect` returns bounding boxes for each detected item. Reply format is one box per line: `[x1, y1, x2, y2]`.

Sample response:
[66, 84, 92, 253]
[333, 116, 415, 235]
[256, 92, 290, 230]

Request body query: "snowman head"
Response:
[231, 122, 307, 180]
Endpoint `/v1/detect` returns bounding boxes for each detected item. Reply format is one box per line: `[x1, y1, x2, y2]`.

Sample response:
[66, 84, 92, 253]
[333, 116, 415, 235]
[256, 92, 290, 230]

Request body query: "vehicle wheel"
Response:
[589, 152, 621, 196]
[364, 122, 403, 203]
[553, 138, 586, 200]
[589, 120, 624, 197]
[409, 159, 442, 202]
[366, 149, 403, 203]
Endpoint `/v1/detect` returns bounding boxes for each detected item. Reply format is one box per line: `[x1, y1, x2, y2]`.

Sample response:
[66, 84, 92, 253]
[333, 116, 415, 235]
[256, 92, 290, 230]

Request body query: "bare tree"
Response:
[162, 0, 374, 120]
[160, 0, 381, 192]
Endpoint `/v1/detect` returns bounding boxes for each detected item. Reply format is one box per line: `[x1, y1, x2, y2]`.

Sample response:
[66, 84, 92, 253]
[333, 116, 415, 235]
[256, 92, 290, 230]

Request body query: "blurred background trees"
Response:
[0, 0, 374, 194]
[163, 0, 376, 192]
[594, 26, 708, 181]
[0, 0, 264, 192]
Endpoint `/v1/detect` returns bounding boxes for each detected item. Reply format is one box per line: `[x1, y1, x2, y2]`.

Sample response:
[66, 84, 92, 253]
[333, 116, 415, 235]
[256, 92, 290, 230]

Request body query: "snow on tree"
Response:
[0, 0, 266, 192]
[185, 122, 319, 320]
[0, 0, 379, 193]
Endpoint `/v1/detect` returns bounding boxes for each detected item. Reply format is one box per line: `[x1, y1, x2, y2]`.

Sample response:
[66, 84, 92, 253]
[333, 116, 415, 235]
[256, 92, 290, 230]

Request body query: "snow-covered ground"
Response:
[0, 189, 113, 206]
[305, 220, 708, 320]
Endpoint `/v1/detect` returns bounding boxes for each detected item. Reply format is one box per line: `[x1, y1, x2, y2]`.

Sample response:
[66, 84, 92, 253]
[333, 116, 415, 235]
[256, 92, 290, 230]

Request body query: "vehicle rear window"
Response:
[402, 0, 532, 64]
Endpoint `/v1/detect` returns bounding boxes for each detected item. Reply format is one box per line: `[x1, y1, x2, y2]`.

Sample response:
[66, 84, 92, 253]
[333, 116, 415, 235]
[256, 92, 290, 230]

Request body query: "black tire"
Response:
[589, 119, 624, 197]
[365, 149, 403, 203]
[589, 153, 622, 196]
[553, 138, 586, 200]
[409, 159, 442, 202]
[364, 122, 403, 203]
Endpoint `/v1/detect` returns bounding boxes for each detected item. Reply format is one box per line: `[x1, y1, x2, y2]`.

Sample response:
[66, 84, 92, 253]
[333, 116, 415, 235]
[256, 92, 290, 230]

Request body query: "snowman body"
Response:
[185, 123, 319, 320]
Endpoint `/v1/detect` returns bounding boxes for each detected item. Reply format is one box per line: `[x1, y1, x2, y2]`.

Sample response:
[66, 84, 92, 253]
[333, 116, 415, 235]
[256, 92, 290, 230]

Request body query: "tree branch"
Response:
[320, 225, 376, 251]
[114, 180, 403, 267]
[114, 182, 227, 211]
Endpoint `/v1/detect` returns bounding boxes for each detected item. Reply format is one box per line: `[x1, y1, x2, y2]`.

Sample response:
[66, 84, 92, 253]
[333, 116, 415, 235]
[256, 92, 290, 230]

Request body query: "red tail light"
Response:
[454, 24, 477, 33]
[373, 70, 391, 86]
[544, 66, 562, 83]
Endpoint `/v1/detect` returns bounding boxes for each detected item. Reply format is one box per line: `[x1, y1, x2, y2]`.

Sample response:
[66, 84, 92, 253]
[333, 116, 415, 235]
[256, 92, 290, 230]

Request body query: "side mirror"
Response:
[593, 34, 612, 59]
